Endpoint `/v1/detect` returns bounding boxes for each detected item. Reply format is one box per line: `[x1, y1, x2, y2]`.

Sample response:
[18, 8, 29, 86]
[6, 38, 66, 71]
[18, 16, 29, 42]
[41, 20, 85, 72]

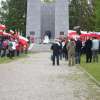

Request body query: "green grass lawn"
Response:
[0, 53, 29, 64]
[80, 55, 100, 82]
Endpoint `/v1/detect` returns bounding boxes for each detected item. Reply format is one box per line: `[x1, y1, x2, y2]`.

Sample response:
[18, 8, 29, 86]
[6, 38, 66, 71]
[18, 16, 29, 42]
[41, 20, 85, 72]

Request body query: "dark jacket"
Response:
[0, 41, 2, 49]
[85, 39, 92, 52]
[51, 43, 60, 55]
[75, 39, 82, 52]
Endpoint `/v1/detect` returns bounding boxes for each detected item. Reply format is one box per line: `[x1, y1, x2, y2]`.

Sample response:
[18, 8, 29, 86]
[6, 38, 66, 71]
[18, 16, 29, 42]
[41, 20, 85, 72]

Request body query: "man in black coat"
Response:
[85, 38, 92, 63]
[51, 40, 60, 66]
[75, 38, 82, 64]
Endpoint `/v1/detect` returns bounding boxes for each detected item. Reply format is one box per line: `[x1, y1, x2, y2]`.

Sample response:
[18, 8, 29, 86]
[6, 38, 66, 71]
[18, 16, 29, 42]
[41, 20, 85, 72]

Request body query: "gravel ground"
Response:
[0, 52, 100, 100]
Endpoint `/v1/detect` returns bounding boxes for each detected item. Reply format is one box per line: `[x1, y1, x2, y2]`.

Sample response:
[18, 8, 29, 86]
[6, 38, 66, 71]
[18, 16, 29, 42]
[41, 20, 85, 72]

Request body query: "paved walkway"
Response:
[0, 52, 100, 100]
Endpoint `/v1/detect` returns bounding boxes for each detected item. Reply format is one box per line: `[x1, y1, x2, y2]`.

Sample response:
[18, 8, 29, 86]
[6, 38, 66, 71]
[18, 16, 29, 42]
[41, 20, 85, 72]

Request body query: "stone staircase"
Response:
[29, 43, 52, 53]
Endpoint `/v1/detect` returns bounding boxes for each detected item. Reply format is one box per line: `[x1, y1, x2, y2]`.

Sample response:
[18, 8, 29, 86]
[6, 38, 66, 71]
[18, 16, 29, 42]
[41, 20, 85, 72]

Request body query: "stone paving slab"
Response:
[0, 52, 100, 100]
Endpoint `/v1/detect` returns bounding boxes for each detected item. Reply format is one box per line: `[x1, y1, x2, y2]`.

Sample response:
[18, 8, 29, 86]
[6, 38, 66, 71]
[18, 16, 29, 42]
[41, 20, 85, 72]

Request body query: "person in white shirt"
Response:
[11, 39, 16, 57]
[92, 37, 99, 62]
[43, 35, 50, 44]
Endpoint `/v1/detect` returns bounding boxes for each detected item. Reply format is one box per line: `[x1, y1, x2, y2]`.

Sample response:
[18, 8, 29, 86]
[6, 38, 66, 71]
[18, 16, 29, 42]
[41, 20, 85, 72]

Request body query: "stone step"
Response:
[29, 43, 52, 52]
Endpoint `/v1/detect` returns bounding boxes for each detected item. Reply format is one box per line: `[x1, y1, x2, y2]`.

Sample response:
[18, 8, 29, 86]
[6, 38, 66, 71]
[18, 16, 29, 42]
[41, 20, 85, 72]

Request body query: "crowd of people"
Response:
[51, 37, 100, 66]
[0, 35, 29, 59]
[0, 24, 29, 59]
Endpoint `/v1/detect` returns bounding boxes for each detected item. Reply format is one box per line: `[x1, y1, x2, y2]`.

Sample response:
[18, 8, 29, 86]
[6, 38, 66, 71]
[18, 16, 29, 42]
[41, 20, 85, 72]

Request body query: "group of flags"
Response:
[67, 30, 100, 41]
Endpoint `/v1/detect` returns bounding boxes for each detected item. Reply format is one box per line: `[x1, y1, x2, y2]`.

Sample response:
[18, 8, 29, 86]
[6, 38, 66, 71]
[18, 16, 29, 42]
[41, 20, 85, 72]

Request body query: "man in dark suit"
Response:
[51, 39, 60, 66]
[85, 38, 92, 63]
[75, 38, 82, 64]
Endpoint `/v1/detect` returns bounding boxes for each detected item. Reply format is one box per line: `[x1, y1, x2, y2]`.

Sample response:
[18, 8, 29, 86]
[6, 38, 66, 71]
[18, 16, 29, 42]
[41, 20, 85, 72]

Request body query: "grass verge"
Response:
[80, 55, 100, 82]
[0, 53, 29, 64]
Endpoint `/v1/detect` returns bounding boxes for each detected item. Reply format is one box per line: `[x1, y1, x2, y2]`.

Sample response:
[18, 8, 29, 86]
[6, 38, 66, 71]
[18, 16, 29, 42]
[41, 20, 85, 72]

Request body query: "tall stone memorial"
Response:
[26, 0, 69, 43]
[55, 0, 69, 38]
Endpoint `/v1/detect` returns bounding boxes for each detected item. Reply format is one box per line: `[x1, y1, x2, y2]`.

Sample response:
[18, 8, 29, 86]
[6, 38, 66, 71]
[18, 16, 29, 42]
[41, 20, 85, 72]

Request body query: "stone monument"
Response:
[26, 0, 69, 43]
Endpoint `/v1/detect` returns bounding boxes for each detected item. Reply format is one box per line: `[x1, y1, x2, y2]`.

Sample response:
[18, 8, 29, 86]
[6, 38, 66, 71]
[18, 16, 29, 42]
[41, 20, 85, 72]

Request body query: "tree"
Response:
[95, 0, 100, 31]
[0, 0, 27, 35]
[69, 0, 95, 31]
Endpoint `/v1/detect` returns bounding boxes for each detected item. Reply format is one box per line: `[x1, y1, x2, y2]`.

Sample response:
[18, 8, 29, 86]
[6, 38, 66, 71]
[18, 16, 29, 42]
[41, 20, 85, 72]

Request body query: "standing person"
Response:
[75, 38, 82, 64]
[8, 38, 13, 59]
[59, 40, 63, 60]
[67, 39, 76, 66]
[16, 40, 20, 56]
[1, 39, 8, 57]
[63, 40, 68, 60]
[11, 39, 16, 57]
[46, 31, 51, 40]
[51, 39, 60, 66]
[85, 38, 92, 63]
[0, 38, 3, 56]
[43, 34, 50, 44]
[92, 37, 99, 62]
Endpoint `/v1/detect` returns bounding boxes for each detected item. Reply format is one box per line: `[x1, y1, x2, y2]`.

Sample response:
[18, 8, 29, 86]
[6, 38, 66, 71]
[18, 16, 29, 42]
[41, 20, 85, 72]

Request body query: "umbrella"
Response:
[80, 33, 90, 41]
[67, 30, 79, 39]
[80, 34, 90, 37]
[0, 32, 3, 35]
[19, 39, 27, 45]
[9, 30, 14, 35]
[89, 33, 99, 38]
[19, 35, 29, 42]
[18, 35, 29, 45]
[68, 30, 77, 35]
[3, 32, 11, 36]
[0, 24, 6, 30]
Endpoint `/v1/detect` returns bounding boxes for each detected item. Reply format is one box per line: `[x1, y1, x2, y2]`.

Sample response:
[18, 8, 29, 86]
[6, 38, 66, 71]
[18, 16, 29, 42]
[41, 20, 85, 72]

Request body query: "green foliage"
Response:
[95, 0, 100, 31]
[69, 0, 95, 31]
[0, 0, 27, 35]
